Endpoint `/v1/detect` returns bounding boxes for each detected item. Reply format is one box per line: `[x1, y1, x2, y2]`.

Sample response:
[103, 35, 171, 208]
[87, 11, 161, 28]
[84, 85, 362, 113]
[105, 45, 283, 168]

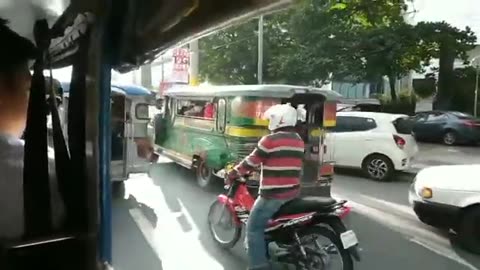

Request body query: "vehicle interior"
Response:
[0, 0, 292, 269]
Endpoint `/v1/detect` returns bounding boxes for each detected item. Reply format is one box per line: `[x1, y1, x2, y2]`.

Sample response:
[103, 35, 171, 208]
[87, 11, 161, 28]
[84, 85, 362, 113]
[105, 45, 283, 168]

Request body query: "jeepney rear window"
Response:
[230, 97, 280, 125]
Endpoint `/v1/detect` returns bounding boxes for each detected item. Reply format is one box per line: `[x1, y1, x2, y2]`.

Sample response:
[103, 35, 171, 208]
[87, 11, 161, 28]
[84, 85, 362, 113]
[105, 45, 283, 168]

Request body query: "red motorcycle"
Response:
[207, 172, 360, 270]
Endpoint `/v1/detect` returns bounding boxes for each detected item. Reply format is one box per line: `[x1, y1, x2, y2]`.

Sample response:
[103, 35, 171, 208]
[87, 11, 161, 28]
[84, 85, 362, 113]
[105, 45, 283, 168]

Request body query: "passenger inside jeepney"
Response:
[111, 96, 125, 161]
[184, 101, 204, 117]
[0, 18, 64, 240]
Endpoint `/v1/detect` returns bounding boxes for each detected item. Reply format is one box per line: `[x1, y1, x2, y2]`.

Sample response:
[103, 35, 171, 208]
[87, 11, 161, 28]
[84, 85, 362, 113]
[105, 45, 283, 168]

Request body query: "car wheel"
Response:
[362, 154, 394, 181]
[458, 206, 480, 254]
[443, 130, 457, 145]
[196, 159, 217, 189]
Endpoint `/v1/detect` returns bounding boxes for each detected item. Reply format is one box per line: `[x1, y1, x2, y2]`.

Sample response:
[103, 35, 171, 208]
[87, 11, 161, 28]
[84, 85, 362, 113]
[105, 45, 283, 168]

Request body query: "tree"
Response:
[361, 23, 425, 99]
[198, 14, 293, 84]
[200, 0, 416, 87]
[415, 22, 477, 109]
[199, 21, 259, 84]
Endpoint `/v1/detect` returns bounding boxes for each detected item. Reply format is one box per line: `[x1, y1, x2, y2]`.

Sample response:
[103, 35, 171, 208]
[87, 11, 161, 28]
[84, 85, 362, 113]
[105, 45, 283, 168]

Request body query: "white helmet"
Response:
[263, 103, 299, 131]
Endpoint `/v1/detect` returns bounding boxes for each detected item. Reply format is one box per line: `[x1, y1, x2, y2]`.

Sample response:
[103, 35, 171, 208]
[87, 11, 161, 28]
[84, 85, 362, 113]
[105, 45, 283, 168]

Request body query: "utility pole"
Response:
[475, 61, 479, 117]
[189, 39, 199, 86]
[257, 15, 264, 84]
[140, 64, 152, 89]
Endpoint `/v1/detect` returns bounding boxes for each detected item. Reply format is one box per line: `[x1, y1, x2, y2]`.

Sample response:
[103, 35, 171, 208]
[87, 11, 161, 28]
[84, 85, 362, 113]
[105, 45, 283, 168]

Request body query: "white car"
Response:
[409, 165, 480, 254]
[327, 111, 419, 181]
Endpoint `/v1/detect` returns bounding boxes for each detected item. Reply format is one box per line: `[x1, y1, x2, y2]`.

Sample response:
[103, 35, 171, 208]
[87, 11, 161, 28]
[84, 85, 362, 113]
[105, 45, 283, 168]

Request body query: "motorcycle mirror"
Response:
[215, 169, 226, 178]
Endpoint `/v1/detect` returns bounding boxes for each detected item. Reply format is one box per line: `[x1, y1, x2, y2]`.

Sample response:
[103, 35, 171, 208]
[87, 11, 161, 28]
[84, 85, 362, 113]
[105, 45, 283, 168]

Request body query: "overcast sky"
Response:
[412, 0, 480, 38]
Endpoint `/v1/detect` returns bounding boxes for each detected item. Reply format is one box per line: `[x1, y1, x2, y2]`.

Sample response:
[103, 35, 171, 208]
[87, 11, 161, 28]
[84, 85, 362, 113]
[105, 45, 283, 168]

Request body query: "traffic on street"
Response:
[112, 150, 480, 270]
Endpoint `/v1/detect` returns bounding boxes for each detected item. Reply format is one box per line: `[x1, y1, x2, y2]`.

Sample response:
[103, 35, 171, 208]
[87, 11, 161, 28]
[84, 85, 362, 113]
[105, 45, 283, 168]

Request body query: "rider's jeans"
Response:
[246, 196, 290, 270]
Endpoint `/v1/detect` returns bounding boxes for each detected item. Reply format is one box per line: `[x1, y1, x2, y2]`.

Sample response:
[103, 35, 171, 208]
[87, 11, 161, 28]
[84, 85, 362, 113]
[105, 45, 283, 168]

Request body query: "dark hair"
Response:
[0, 18, 37, 74]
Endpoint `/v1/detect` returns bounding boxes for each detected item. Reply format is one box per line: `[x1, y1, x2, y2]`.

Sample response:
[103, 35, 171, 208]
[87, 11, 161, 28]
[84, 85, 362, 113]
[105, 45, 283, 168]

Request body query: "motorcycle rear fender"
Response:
[217, 194, 242, 226]
[313, 215, 361, 262]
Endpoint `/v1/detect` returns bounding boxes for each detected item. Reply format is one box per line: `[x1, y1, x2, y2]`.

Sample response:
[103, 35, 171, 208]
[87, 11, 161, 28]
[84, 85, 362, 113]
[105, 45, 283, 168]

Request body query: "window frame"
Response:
[216, 98, 227, 133]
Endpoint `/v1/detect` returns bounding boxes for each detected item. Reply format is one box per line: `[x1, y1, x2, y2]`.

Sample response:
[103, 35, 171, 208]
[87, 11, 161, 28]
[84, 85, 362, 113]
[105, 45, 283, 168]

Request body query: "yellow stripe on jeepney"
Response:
[310, 128, 325, 137]
[253, 118, 269, 126]
[225, 126, 269, 137]
[324, 119, 336, 128]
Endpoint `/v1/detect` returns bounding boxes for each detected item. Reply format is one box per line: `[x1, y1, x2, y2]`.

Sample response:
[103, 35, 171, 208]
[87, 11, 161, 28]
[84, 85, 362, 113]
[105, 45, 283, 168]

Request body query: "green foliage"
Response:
[378, 90, 416, 115]
[449, 67, 478, 114]
[199, 0, 477, 107]
[415, 22, 477, 109]
[413, 78, 436, 98]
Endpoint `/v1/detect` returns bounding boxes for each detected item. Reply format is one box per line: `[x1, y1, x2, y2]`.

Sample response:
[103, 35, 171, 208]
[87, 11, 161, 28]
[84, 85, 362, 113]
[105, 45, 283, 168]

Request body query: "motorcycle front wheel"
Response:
[207, 200, 242, 249]
[296, 226, 354, 270]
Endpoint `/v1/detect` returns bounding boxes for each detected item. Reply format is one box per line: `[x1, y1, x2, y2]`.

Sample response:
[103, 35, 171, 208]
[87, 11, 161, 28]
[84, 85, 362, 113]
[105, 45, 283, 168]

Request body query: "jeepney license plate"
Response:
[340, 230, 358, 249]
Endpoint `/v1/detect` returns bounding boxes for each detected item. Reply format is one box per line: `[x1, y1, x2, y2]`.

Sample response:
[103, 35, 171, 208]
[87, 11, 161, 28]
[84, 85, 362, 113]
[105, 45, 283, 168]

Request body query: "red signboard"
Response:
[172, 48, 190, 83]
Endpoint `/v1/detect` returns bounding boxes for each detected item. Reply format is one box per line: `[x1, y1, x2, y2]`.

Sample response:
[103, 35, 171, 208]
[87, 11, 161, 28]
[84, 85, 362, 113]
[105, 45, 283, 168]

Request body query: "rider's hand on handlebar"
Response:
[226, 169, 239, 185]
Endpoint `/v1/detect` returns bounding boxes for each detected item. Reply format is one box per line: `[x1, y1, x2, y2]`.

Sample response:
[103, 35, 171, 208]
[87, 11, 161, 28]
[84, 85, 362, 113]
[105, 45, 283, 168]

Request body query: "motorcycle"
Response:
[207, 170, 361, 270]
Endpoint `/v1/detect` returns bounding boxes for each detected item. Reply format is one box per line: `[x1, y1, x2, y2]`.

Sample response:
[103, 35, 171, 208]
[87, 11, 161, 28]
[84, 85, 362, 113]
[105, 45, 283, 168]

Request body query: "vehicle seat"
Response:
[272, 197, 337, 219]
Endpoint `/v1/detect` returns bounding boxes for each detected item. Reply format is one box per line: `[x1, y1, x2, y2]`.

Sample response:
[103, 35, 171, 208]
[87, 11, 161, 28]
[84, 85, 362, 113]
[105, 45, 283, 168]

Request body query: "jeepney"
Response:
[155, 84, 340, 196]
[59, 82, 156, 182]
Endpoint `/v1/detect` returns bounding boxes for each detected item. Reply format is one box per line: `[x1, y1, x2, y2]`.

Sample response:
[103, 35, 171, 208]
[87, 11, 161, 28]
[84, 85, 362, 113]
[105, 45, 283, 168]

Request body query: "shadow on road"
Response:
[112, 187, 163, 270]
[450, 234, 480, 268]
[149, 163, 246, 270]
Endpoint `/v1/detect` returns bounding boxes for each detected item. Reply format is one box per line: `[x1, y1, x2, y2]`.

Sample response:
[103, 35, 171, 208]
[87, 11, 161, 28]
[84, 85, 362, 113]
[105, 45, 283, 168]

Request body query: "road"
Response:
[111, 161, 480, 270]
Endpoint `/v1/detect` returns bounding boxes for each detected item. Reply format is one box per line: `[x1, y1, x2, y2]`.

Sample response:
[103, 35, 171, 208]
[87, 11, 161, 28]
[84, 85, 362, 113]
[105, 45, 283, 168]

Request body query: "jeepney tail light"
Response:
[393, 135, 405, 149]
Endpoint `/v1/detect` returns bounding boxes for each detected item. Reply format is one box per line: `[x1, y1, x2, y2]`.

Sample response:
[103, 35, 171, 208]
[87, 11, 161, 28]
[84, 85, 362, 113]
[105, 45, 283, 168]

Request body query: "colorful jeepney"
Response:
[155, 84, 340, 195]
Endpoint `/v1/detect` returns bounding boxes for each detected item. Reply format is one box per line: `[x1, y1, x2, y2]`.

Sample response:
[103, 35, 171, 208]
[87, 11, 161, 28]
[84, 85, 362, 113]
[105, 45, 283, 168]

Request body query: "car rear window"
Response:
[334, 116, 377, 132]
[393, 117, 414, 134]
[449, 111, 474, 120]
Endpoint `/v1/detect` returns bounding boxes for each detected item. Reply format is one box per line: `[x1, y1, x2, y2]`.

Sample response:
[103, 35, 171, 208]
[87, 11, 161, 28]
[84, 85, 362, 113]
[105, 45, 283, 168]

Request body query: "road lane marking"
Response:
[410, 238, 479, 270]
[332, 192, 478, 270]
[126, 175, 224, 270]
[358, 195, 416, 219]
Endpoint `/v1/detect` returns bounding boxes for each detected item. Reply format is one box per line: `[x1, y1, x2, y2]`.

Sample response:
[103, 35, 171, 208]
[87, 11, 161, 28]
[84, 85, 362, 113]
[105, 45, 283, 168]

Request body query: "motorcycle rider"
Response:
[227, 103, 305, 270]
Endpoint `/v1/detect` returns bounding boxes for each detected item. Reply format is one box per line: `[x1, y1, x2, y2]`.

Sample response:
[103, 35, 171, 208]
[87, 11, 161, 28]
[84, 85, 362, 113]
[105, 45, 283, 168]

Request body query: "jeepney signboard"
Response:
[171, 48, 189, 83]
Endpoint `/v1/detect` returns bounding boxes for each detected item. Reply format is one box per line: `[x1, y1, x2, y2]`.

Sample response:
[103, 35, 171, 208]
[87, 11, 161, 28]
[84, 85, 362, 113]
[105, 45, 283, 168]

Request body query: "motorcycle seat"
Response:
[272, 196, 337, 218]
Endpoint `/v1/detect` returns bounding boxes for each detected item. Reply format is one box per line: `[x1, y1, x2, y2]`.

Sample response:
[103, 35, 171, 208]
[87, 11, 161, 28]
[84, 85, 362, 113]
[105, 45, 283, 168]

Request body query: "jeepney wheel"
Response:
[196, 159, 217, 189]
[112, 181, 126, 199]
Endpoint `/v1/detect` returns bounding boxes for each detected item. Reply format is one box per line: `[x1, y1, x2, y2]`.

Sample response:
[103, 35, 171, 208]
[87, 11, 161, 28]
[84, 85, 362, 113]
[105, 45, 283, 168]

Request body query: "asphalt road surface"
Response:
[112, 161, 480, 270]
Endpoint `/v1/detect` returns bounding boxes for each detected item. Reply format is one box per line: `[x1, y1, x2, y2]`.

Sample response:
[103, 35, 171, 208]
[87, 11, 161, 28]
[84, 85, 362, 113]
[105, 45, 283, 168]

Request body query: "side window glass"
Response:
[426, 113, 445, 122]
[354, 117, 376, 131]
[332, 116, 350, 132]
[176, 99, 215, 120]
[217, 99, 226, 133]
[414, 113, 427, 121]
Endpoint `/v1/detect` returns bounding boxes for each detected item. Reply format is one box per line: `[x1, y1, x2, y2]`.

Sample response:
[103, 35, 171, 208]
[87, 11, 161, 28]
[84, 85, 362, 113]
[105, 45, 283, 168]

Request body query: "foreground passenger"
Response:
[227, 104, 304, 270]
[0, 18, 64, 240]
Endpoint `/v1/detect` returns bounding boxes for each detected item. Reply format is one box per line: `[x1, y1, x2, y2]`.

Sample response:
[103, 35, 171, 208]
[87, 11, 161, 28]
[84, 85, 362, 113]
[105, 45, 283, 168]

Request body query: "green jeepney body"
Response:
[155, 84, 340, 194]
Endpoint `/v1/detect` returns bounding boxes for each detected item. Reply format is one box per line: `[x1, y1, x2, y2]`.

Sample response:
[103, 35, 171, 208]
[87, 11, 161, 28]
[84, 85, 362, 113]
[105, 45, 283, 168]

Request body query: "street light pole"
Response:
[189, 39, 199, 86]
[475, 64, 479, 117]
[257, 15, 264, 84]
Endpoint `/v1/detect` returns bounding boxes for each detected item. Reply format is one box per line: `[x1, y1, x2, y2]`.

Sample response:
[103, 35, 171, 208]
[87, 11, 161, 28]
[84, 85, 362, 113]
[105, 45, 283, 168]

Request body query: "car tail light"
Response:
[393, 135, 406, 149]
[462, 120, 477, 127]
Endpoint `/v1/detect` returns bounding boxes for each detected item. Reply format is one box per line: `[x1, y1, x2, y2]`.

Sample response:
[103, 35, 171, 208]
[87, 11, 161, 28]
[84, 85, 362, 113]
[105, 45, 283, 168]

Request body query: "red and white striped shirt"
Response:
[235, 131, 304, 199]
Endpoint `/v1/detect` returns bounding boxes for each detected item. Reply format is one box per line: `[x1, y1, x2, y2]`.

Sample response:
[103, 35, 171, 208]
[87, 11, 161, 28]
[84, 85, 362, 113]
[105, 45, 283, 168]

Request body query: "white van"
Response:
[409, 164, 480, 254]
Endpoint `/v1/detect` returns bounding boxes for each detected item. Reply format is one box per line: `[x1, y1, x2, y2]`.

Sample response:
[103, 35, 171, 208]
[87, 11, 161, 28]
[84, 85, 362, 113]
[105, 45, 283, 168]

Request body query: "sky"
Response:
[411, 0, 480, 37]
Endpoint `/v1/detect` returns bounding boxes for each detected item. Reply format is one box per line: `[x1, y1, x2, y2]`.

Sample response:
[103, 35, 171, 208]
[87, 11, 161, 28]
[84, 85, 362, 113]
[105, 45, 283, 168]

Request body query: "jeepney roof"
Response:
[60, 81, 152, 96]
[165, 84, 342, 100]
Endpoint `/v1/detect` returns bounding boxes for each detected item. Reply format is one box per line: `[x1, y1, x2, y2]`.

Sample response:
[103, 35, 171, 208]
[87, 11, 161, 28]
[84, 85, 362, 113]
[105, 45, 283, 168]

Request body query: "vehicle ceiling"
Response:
[0, 0, 291, 73]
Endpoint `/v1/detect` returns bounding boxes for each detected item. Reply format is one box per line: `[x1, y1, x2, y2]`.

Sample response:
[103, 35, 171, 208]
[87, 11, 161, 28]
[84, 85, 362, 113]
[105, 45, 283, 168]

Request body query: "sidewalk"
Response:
[407, 143, 480, 174]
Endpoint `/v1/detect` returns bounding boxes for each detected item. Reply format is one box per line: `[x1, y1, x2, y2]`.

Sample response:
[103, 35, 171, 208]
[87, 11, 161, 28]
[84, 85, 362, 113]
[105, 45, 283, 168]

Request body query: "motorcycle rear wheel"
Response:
[207, 200, 242, 249]
[297, 226, 354, 270]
